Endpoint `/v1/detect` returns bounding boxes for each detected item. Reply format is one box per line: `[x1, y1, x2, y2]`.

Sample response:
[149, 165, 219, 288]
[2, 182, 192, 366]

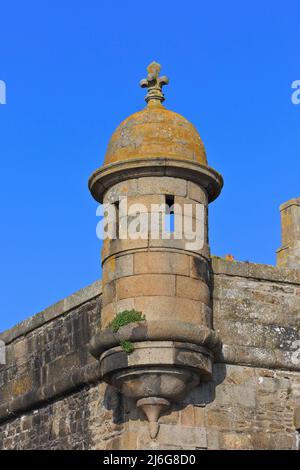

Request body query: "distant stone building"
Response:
[0, 63, 299, 450]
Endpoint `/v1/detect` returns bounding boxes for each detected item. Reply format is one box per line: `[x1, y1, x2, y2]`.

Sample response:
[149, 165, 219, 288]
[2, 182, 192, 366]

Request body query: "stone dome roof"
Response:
[89, 62, 223, 204]
[104, 101, 207, 166]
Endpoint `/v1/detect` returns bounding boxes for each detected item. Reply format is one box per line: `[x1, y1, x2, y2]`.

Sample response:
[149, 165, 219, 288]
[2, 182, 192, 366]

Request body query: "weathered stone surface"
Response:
[137, 176, 187, 197]
[90, 158, 223, 204]
[294, 407, 300, 429]
[190, 256, 211, 283]
[212, 257, 300, 284]
[173, 195, 207, 218]
[134, 251, 190, 276]
[103, 94, 208, 165]
[89, 320, 220, 359]
[1, 256, 300, 449]
[149, 237, 210, 258]
[0, 383, 124, 450]
[277, 198, 300, 269]
[180, 404, 195, 425]
[103, 254, 134, 284]
[101, 302, 115, 328]
[116, 274, 176, 299]
[176, 276, 210, 303]
[102, 280, 116, 307]
[102, 237, 149, 261]
[134, 296, 209, 325]
[136, 423, 207, 449]
[188, 181, 208, 204]
[125, 194, 166, 212]
[212, 260, 300, 365]
[103, 179, 139, 203]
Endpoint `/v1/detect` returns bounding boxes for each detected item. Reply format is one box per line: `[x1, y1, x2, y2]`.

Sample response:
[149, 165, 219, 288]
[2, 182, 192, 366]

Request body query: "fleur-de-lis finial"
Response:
[140, 61, 169, 104]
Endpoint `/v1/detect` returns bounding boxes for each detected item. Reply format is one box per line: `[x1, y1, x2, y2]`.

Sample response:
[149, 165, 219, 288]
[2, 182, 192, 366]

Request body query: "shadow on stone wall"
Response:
[102, 362, 227, 426]
[103, 385, 125, 424]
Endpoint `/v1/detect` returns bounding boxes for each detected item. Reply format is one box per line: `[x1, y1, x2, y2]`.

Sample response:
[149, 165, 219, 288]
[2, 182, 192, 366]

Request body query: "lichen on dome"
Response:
[103, 62, 208, 166]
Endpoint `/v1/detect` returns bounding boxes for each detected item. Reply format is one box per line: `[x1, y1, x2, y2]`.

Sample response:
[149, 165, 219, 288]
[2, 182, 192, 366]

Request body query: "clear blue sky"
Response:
[0, 1, 299, 331]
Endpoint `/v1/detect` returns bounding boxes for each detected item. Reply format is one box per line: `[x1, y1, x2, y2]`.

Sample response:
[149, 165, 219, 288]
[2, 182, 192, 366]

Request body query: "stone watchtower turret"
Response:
[88, 62, 223, 440]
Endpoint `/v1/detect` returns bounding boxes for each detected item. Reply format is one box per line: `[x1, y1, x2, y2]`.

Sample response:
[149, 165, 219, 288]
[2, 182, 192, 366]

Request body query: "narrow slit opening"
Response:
[114, 201, 119, 238]
[165, 195, 175, 233]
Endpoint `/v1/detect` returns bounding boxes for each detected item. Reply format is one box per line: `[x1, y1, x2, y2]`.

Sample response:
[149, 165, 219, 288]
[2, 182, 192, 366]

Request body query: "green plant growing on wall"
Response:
[109, 309, 145, 354]
[109, 309, 145, 332]
[120, 340, 135, 354]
